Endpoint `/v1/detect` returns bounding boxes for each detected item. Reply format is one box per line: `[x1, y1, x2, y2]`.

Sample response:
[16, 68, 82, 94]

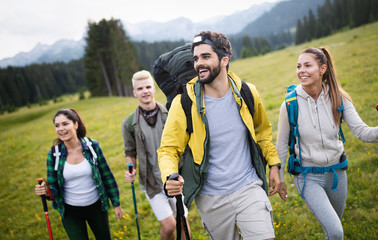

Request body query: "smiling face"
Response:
[297, 53, 327, 89]
[54, 114, 78, 142]
[133, 77, 156, 107]
[193, 44, 222, 84]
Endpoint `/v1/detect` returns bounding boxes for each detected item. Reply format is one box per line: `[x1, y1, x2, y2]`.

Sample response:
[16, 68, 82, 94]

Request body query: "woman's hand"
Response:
[114, 206, 123, 221]
[35, 181, 47, 196]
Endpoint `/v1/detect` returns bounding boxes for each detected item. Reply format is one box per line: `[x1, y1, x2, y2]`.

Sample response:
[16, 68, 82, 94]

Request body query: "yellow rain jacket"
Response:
[158, 71, 280, 208]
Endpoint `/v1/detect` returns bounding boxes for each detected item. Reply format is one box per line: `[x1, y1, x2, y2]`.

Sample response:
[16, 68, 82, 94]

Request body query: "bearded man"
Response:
[158, 31, 283, 240]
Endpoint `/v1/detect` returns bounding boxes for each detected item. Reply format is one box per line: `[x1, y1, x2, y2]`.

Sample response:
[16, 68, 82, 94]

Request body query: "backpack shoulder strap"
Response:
[285, 89, 299, 153]
[180, 86, 193, 134]
[127, 112, 135, 136]
[52, 144, 61, 171]
[84, 137, 98, 165]
[338, 97, 346, 143]
[240, 81, 255, 118]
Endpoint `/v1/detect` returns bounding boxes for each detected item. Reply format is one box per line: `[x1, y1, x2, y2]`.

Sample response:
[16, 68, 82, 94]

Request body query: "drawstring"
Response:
[307, 97, 316, 128]
[321, 95, 336, 129]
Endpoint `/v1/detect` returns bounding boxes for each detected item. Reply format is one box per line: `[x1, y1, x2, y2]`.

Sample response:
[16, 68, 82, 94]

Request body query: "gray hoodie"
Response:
[276, 84, 378, 182]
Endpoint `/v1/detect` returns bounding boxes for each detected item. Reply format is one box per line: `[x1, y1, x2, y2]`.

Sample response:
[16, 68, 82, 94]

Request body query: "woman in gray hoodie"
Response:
[276, 47, 377, 240]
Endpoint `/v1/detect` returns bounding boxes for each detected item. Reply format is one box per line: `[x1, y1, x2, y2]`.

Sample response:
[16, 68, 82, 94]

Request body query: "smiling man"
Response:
[158, 31, 283, 240]
[122, 70, 190, 240]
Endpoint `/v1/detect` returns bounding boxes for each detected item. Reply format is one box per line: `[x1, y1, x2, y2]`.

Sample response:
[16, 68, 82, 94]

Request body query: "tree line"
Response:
[233, 30, 294, 59]
[0, 60, 85, 113]
[295, 0, 378, 44]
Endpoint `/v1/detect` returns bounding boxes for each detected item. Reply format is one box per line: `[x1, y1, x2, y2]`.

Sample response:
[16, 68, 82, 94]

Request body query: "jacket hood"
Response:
[295, 83, 329, 100]
[295, 83, 335, 130]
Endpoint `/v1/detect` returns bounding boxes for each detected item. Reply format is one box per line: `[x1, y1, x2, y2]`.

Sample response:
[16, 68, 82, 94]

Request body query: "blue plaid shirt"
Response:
[46, 138, 120, 218]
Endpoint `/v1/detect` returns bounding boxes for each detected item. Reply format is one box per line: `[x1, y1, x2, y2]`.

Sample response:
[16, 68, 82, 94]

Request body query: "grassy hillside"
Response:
[0, 22, 377, 239]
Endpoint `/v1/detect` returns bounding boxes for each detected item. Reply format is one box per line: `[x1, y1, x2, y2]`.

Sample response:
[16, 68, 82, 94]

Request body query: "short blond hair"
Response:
[132, 70, 153, 88]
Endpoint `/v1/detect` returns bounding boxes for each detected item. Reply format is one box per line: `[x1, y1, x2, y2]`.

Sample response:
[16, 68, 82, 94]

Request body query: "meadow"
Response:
[0, 22, 377, 239]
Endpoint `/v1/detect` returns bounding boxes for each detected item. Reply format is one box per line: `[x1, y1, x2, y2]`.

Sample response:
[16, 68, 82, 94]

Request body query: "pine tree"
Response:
[84, 18, 139, 97]
[308, 9, 316, 41]
[295, 19, 304, 44]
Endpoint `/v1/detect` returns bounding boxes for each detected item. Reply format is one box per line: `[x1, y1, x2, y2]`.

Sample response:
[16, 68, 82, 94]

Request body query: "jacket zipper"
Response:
[315, 101, 328, 164]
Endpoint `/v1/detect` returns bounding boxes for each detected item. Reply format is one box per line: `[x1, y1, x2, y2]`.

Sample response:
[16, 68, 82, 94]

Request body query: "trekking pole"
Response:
[168, 173, 190, 240]
[36, 178, 53, 240]
[127, 162, 141, 240]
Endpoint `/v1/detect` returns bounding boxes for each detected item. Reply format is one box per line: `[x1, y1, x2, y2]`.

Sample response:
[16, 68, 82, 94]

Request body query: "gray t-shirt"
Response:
[139, 111, 164, 191]
[200, 88, 258, 195]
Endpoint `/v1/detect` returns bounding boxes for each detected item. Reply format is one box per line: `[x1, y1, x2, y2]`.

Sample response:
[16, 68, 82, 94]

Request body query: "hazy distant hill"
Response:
[0, 2, 277, 68]
[240, 0, 325, 37]
[0, 39, 85, 68]
[0, 0, 327, 68]
[124, 2, 276, 42]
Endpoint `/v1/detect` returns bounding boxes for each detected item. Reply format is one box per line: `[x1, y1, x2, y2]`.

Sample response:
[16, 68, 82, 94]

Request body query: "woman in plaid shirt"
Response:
[35, 108, 123, 240]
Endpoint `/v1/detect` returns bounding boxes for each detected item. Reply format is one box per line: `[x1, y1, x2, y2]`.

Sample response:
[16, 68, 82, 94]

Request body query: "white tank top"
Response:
[63, 159, 99, 206]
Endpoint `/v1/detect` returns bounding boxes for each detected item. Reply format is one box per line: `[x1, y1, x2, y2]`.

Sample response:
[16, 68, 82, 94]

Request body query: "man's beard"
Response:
[197, 63, 221, 84]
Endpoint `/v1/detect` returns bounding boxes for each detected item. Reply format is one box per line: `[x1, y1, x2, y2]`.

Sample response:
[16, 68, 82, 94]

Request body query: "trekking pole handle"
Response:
[127, 162, 133, 174]
[168, 173, 190, 239]
[36, 178, 48, 212]
[168, 173, 180, 181]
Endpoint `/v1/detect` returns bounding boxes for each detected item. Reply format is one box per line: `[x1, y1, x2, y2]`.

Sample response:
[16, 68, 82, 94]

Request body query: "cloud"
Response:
[0, 0, 279, 59]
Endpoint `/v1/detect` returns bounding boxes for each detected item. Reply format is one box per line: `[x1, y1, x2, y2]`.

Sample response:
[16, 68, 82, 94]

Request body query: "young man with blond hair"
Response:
[122, 70, 190, 239]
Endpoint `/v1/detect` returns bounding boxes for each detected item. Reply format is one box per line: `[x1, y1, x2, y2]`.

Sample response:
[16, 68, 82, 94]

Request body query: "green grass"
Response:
[1, 22, 377, 239]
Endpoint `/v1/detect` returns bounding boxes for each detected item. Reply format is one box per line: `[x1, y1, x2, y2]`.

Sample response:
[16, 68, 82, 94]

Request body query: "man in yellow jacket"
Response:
[158, 31, 282, 240]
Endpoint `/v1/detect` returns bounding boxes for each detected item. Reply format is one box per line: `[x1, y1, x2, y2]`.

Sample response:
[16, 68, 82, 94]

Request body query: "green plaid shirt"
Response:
[46, 138, 120, 218]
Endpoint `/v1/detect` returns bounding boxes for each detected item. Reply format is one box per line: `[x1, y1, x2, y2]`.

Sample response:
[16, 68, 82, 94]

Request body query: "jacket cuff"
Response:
[269, 163, 281, 169]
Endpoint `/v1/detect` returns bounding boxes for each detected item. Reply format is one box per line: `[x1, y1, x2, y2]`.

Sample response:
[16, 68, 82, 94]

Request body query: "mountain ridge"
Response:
[0, 2, 277, 68]
[0, 0, 325, 68]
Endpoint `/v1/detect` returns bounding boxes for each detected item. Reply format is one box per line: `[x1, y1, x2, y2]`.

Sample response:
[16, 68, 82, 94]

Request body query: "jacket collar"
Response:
[132, 102, 167, 126]
[189, 71, 243, 117]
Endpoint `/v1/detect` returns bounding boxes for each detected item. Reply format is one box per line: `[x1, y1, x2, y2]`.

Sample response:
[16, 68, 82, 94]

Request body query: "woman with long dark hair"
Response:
[35, 108, 123, 239]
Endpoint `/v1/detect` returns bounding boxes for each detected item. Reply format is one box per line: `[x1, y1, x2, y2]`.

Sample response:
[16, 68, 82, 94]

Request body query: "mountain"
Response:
[240, 0, 325, 38]
[208, 2, 276, 34]
[0, 0, 327, 68]
[124, 2, 276, 42]
[0, 2, 277, 68]
[0, 39, 86, 68]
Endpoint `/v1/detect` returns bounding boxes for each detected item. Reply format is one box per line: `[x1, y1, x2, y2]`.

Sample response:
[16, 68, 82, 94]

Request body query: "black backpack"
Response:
[152, 43, 197, 110]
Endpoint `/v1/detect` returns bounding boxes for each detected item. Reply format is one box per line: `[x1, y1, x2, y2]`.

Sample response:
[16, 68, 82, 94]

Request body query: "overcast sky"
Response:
[0, 0, 280, 60]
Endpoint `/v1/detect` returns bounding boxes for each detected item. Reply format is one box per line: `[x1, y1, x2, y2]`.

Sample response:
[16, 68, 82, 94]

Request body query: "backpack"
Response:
[285, 85, 348, 198]
[153, 45, 266, 172]
[52, 137, 97, 171]
[152, 43, 198, 110]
